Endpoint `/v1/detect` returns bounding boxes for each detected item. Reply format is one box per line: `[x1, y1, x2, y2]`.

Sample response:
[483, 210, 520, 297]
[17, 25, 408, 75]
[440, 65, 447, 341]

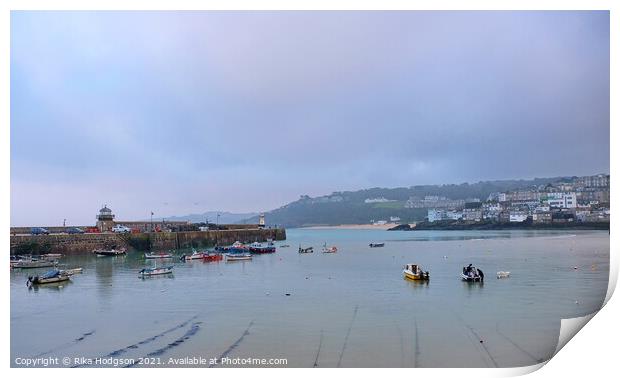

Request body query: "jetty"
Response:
[10, 226, 286, 255]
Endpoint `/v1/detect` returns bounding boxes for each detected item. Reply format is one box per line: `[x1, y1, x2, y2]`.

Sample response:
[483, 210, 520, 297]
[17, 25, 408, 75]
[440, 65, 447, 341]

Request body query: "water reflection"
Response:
[28, 280, 73, 292]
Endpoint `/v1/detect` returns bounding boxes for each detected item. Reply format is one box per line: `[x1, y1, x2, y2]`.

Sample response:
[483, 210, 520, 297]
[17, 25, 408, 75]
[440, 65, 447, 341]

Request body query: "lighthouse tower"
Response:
[258, 213, 265, 228]
[96, 205, 115, 232]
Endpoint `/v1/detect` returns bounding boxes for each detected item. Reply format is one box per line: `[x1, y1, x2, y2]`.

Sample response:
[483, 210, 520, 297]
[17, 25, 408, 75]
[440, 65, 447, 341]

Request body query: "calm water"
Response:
[10, 229, 609, 368]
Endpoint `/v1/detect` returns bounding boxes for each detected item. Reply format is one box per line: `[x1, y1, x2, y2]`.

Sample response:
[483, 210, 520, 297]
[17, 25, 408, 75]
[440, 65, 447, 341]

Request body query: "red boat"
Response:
[203, 253, 223, 262]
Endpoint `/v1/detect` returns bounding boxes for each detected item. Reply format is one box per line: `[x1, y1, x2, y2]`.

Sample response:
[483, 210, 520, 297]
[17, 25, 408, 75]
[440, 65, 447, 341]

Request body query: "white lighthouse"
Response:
[258, 213, 265, 228]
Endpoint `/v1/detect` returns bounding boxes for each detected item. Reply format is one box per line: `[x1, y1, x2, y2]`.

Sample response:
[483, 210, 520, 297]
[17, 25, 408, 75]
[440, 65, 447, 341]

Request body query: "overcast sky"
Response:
[10, 11, 609, 226]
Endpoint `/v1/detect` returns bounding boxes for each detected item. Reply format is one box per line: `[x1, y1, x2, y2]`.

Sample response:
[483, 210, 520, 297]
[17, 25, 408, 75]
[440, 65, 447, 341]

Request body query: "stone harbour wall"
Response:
[10, 228, 286, 255]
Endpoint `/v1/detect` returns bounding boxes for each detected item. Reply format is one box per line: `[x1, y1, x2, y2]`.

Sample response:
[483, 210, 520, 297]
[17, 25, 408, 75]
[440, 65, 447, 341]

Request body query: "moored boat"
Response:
[27, 270, 71, 286]
[227, 241, 249, 254]
[461, 264, 484, 282]
[180, 249, 205, 261]
[41, 253, 63, 260]
[225, 253, 252, 261]
[139, 266, 174, 277]
[12, 259, 58, 269]
[145, 252, 173, 259]
[403, 264, 430, 281]
[203, 252, 224, 262]
[369, 242, 385, 248]
[248, 242, 276, 254]
[60, 267, 83, 276]
[93, 247, 126, 256]
[298, 246, 314, 254]
[322, 243, 338, 253]
[496, 271, 510, 279]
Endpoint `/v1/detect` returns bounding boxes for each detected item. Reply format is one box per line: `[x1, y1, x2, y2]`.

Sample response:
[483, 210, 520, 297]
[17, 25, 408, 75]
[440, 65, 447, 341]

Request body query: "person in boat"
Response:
[477, 268, 484, 281]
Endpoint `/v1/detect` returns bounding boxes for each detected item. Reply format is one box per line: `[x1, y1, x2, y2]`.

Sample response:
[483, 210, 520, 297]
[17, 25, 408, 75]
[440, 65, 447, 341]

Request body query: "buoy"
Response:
[574, 266, 578, 270]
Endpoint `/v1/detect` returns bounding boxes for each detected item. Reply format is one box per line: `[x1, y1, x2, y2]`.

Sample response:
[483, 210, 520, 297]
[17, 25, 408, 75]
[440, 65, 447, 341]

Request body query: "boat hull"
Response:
[13, 261, 58, 269]
[139, 267, 174, 276]
[225, 254, 252, 261]
[27, 271, 71, 285]
[145, 253, 173, 259]
[61, 268, 83, 275]
[203, 254, 223, 262]
[30, 275, 70, 285]
[461, 274, 483, 282]
[249, 247, 276, 254]
[93, 250, 126, 256]
[404, 270, 429, 281]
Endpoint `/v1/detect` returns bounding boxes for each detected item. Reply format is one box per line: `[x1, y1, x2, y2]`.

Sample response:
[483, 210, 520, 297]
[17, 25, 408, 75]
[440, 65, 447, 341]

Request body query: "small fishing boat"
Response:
[496, 271, 510, 279]
[403, 264, 430, 281]
[280, 244, 290, 248]
[225, 253, 252, 261]
[369, 242, 385, 248]
[93, 247, 126, 256]
[60, 267, 83, 276]
[461, 264, 484, 282]
[228, 241, 249, 254]
[145, 252, 174, 259]
[41, 253, 63, 260]
[298, 246, 314, 254]
[12, 259, 58, 269]
[27, 270, 71, 286]
[249, 242, 276, 254]
[322, 243, 338, 253]
[180, 249, 204, 261]
[139, 266, 174, 277]
[203, 252, 223, 262]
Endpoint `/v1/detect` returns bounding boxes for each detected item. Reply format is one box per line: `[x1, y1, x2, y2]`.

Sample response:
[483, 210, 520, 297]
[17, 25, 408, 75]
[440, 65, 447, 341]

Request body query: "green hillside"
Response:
[245, 176, 573, 227]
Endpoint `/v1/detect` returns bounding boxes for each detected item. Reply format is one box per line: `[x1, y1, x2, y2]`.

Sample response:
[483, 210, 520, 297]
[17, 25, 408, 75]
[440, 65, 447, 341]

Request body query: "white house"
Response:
[545, 192, 577, 208]
[427, 209, 445, 222]
[509, 210, 529, 222]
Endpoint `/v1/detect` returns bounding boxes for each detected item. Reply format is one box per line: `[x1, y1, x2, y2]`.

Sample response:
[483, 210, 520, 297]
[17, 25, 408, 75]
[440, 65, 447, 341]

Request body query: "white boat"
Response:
[93, 247, 126, 256]
[322, 242, 338, 253]
[60, 267, 83, 276]
[139, 266, 174, 277]
[496, 271, 511, 279]
[145, 252, 173, 259]
[41, 253, 63, 260]
[181, 249, 204, 261]
[461, 264, 484, 282]
[225, 253, 252, 261]
[12, 259, 58, 269]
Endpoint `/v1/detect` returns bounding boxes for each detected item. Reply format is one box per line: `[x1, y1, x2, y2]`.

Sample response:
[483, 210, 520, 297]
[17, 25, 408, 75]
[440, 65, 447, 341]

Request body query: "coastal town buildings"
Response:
[425, 174, 609, 224]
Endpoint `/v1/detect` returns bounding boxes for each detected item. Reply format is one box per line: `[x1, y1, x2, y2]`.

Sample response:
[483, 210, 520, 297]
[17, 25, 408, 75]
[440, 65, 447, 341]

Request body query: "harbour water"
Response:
[10, 229, 609, 368]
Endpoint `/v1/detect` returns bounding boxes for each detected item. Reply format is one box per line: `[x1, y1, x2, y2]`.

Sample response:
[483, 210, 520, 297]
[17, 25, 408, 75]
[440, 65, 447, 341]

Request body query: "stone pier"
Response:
[10, 228, 286, 255]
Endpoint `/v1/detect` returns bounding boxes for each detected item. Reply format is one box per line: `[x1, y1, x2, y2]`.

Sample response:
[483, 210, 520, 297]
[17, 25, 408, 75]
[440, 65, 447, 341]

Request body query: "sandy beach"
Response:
[299, 223, 403, 230]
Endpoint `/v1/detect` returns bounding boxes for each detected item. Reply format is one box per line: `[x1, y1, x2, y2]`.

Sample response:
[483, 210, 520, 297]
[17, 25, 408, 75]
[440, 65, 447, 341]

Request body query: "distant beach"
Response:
[300, 223, 404, 230]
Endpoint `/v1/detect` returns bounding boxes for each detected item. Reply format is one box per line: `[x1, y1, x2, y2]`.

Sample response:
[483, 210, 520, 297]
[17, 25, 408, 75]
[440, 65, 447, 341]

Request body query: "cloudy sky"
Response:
[11, 11, 609, 226]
